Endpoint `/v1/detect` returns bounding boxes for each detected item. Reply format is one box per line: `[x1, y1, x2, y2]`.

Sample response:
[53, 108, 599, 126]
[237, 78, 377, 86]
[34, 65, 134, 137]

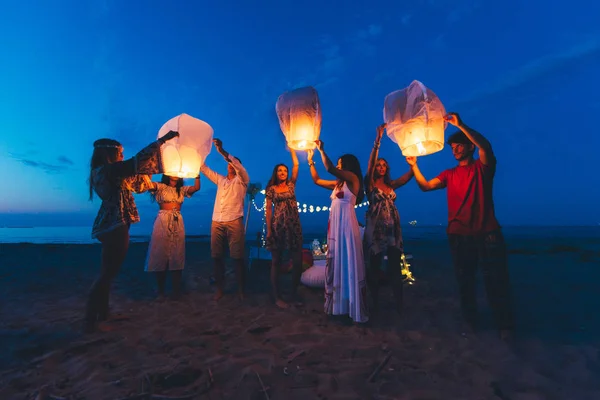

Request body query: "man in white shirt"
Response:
[200, 138, 250, 301]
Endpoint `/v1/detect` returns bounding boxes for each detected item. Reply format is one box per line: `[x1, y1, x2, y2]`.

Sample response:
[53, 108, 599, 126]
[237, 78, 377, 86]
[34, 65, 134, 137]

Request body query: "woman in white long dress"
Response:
[145, 174, 200, 299]
[307, 140, 368, 323]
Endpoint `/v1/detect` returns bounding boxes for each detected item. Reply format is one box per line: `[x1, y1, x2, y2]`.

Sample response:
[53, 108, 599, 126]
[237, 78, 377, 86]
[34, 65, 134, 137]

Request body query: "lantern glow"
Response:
[157, 114, 213, 178]
[276, 86, 322, 151]
[383, 80, 447, 157]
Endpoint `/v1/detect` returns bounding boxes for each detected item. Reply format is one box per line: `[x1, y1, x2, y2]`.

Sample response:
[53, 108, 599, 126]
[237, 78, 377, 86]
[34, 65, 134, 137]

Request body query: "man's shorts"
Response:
[210, 217, 245, 259]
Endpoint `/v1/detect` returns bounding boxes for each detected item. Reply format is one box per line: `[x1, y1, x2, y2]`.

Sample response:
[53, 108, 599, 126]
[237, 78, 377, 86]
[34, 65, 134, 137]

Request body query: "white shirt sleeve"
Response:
[200, 164, 222, 185]
[227, 154, 249, 185]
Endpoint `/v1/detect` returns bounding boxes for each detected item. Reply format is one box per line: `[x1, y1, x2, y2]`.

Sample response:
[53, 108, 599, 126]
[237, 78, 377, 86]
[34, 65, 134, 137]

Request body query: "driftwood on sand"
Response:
[286, 349, 305, 363]
[367, 352, 392, 383]
[255, 370, 270, 400]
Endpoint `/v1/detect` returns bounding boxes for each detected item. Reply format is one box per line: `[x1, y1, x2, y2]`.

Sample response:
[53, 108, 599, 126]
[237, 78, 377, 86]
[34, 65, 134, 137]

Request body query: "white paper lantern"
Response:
[301, 261, 326, 288]
[276, 86, 322, 151]
[157, 113, 213, 178]
[383, 80, 447, 157]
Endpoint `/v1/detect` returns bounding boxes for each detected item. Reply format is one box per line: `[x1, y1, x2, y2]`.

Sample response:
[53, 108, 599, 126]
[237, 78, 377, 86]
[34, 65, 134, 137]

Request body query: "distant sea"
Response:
[0, 225, 598, 245]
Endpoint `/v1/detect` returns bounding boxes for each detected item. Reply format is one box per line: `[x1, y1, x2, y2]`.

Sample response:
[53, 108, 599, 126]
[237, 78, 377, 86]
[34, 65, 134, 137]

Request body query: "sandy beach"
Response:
[1, 231, 599, 400]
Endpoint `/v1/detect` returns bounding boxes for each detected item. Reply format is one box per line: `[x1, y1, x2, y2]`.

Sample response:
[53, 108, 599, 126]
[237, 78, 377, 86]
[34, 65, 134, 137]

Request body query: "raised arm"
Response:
[104, 130, 179, 181]
[146, 178, 158, 192]
[123, 174, 156, 194]
[186, 176, 201, 196]
[316, 140, 358, 186]
[213, 138, 231, 161]
[227, 154, 249, 185]
[390, 168, 414, 190]
[406, 157, 446, 192]
[365, 124, 385, 192]
[290, 148, 299, 184]
[445, 112, 495, 166]
[213, 138, 249, 185]
[200, 163, 221, 184]
[307, 149, 336, 190]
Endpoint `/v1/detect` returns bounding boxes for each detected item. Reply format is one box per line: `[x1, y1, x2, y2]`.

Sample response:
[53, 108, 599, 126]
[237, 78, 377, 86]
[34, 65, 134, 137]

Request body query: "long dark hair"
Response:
[88, 138, 122, 201]
[150, 174, 184, 202]
[338, 154, 365, 204]
[162, 174, 184, 195]
[266, 163, 289, 189]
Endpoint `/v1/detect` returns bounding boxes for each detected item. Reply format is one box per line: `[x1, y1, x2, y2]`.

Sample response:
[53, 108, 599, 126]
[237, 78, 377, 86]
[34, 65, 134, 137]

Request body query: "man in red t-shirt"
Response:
[406, 112, 514, 340]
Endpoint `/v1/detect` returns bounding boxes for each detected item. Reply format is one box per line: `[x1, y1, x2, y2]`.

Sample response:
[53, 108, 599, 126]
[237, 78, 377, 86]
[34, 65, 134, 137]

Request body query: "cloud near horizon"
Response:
[57, 155, 74, 165]
[10, 153, 74, 174]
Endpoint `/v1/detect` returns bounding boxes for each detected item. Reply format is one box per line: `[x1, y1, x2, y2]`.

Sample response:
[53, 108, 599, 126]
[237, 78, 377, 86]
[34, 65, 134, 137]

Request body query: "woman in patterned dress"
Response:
[86, 130, 178, 333]
[145, 174, 201, 300]
[265, 149, 303, 309]
[364, 124, 414, 313]
[307, 141, 368, 324]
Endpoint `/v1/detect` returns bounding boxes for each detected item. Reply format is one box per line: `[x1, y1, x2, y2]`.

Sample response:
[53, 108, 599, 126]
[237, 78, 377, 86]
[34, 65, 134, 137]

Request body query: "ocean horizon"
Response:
[0, 225, 598, 245]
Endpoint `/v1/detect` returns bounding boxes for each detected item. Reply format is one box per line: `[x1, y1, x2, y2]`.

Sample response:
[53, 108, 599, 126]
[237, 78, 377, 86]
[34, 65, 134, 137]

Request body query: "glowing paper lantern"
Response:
[276, 86, 322, 151]
[157, 113, 213, 178]
[383, 80, 447, 157]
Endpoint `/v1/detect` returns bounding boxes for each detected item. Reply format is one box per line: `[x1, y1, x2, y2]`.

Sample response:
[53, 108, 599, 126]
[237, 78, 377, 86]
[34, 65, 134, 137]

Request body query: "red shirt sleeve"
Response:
[436, 169, 449, 186]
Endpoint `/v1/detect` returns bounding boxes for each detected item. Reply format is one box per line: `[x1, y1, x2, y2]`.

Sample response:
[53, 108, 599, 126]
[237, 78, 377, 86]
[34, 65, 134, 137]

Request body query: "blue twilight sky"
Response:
[1, 0, 599, 234]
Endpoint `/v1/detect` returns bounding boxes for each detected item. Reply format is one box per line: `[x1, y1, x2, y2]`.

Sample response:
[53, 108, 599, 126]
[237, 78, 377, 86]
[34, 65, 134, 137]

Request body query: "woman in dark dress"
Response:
[265, 149, 303, 309]
[364, 124, 413, 313]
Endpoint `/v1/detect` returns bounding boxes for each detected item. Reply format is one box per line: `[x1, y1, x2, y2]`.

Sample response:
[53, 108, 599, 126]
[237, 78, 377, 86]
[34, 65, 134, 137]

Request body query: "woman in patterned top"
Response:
[265, 149, 303, 309]
[144, 174, 200, 299]
[364, 124, 414, 313]
[85, 130, 178, 333]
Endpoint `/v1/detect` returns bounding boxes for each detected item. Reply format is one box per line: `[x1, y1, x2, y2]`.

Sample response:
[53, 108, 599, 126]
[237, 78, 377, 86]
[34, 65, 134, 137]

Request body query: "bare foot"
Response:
[214, 290, 224, 302]
[275, 299, 290, 309]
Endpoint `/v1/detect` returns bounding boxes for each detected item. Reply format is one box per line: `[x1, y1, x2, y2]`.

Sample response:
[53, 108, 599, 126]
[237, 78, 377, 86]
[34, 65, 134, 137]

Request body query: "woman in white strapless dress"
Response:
[307, 141, 368, 323]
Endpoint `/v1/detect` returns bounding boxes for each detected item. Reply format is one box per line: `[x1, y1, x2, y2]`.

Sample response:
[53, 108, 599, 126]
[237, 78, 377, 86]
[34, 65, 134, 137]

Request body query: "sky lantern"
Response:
[383, 80, 447, 157]
[276, 86, 322, 151]
[157, 113, 213, 178]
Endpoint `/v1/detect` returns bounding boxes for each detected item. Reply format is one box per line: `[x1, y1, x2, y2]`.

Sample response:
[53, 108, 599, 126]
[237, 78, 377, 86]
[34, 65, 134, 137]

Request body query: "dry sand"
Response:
[1, 235, 599, 399]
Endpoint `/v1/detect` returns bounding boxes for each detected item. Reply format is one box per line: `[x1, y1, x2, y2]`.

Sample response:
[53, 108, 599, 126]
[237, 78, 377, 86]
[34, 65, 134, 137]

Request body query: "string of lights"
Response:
[250, 189, 370, 247]
[250, 189, 370, 214]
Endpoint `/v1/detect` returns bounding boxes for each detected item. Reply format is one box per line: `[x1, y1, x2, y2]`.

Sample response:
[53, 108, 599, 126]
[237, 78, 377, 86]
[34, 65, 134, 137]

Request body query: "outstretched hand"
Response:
[405, 156, 417, 167]
[213, 138, 223, 149]
[307, 149, 314, 163]
[376, 123, 386, 141]
[444, 112, 463, 127]
[315, 140, 324, 152]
